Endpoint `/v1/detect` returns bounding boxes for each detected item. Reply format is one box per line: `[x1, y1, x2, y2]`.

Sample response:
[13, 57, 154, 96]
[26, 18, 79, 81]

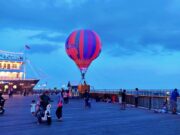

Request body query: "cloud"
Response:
[139, 30, 180, 52]
[27, 44, 61, 54]
[29, 32, 66, 43]
[1, 0, 180, 56]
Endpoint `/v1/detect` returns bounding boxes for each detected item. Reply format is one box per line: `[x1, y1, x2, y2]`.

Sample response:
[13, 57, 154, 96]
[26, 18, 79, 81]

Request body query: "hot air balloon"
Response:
[65, 29, 102, 81]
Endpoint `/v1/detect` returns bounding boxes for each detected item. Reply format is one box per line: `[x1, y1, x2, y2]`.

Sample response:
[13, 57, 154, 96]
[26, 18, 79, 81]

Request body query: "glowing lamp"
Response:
[13, 85, 17, 89]
[4, 85, 9, 89]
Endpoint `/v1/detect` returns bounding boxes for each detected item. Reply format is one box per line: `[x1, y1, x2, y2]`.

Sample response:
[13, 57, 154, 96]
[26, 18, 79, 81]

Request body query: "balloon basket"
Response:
[78, 84, 90, 94]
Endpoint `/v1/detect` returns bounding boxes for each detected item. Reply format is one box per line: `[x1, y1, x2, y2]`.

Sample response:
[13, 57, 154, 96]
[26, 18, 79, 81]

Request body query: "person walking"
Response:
[134, 88, 139, 107]
[84, 90, 91, 108]
[121, 90, 126, 110]
[170, 88, 179, 114]
[56, 92, 63, 120]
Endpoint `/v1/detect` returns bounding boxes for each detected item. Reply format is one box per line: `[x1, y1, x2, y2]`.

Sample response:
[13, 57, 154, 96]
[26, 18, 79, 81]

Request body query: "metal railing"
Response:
[90, 90, 180, 112]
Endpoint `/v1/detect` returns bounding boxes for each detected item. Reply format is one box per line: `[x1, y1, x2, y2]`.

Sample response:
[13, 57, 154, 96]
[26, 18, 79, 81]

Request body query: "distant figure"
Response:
[57, 91, 63, 102]
[0, 91, 5, 107]
[161, 101, 168, 113]
[121, 90, 126, 110]
[8, 88, 13, 98]
[66, 90, 70, 103]
[63, 91, 69, 104]
[23, 89, 27, 96]
[170, 88, 179, 114]
[111, 95, 116, 103]
[84, 90, 91, 108]
[74, 87, 78, 95]
[118, 89, 122, 104]
[84, 81, 87, 85]
[8, 89, 11, 98]
[134, 88, 139, 107]
[30, 100, 36, 115]
[154, 101, 168, 113]
[56, 92, 63, 120]
[61, 88, 64, 97]
[67, 81, 71, 89]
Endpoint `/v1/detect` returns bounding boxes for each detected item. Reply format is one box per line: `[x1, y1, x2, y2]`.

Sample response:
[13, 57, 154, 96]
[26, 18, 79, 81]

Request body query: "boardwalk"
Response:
[1, 95, 180, 135]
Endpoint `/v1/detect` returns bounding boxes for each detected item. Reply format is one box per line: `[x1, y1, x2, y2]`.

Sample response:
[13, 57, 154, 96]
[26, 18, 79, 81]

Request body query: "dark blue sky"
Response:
[1, 0, 180, 89]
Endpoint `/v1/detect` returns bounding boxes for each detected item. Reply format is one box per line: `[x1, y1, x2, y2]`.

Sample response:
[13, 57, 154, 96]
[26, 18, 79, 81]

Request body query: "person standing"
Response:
[63, 90, 68, 104]
[67, 81, 71, 89]
[84, 90, 91, 108]
[8, 89, 11, 98]
[56, 92, 63, 120]
[30, 100, 36, 116]
[40, 91, 50, 111]
[0, 91, 5, 107]
[134, 88, 139, 107]
[170, 88, 179, 114]
[118, 89, 122, 105]
[121, 90, 126, 110]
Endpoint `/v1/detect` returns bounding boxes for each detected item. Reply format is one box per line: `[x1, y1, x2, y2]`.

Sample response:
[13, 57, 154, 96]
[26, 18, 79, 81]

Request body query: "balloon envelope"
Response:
[65, 29, 101, 73]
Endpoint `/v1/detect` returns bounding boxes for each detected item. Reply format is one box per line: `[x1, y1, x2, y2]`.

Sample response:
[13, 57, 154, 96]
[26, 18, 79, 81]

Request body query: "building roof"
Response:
[0, 50, 24, 62]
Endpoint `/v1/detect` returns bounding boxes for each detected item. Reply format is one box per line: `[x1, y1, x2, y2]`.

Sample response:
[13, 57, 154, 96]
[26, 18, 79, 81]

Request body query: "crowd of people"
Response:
[1, 85, 180, 125]
[93, 88, 180, 114]
[30, 89, 73, 123]
[117, 88, 180, 114]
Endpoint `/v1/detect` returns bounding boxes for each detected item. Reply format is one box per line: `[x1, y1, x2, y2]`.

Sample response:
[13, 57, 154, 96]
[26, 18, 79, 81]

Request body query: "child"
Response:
[56, 100, 63, 120]
[161, 103, 168, 113]
[30, 100, 36, 115]
[35, 101, 40, 114]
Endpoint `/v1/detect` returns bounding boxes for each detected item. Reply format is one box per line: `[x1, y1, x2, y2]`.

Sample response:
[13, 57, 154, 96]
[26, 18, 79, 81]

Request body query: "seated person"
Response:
[154, 102, 168, 113]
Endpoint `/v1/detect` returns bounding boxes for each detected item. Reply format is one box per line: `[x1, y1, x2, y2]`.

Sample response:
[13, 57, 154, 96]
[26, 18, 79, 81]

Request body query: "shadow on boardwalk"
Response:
[0, 95, 180, 135]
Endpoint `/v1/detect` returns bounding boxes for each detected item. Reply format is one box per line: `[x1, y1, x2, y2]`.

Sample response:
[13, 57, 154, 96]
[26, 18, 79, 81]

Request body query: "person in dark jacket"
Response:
[121, 90, 126, 110]
[40, 91, 50, 111]
[134, 88, 139, 107]
[170, 88, 179, 114]
[0, 91, 5, 107]
[84, 90, 91, 108]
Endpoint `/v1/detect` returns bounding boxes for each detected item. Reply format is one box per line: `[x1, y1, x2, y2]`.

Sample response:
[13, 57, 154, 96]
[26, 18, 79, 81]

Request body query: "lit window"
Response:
[12, 64, 17, 69]
[3, 63, 6, 69]
[7, 64, 10, 69]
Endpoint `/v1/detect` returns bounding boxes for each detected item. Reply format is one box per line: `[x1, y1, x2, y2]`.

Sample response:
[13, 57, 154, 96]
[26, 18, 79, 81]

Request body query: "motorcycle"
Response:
[36, 104, 52, 125]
